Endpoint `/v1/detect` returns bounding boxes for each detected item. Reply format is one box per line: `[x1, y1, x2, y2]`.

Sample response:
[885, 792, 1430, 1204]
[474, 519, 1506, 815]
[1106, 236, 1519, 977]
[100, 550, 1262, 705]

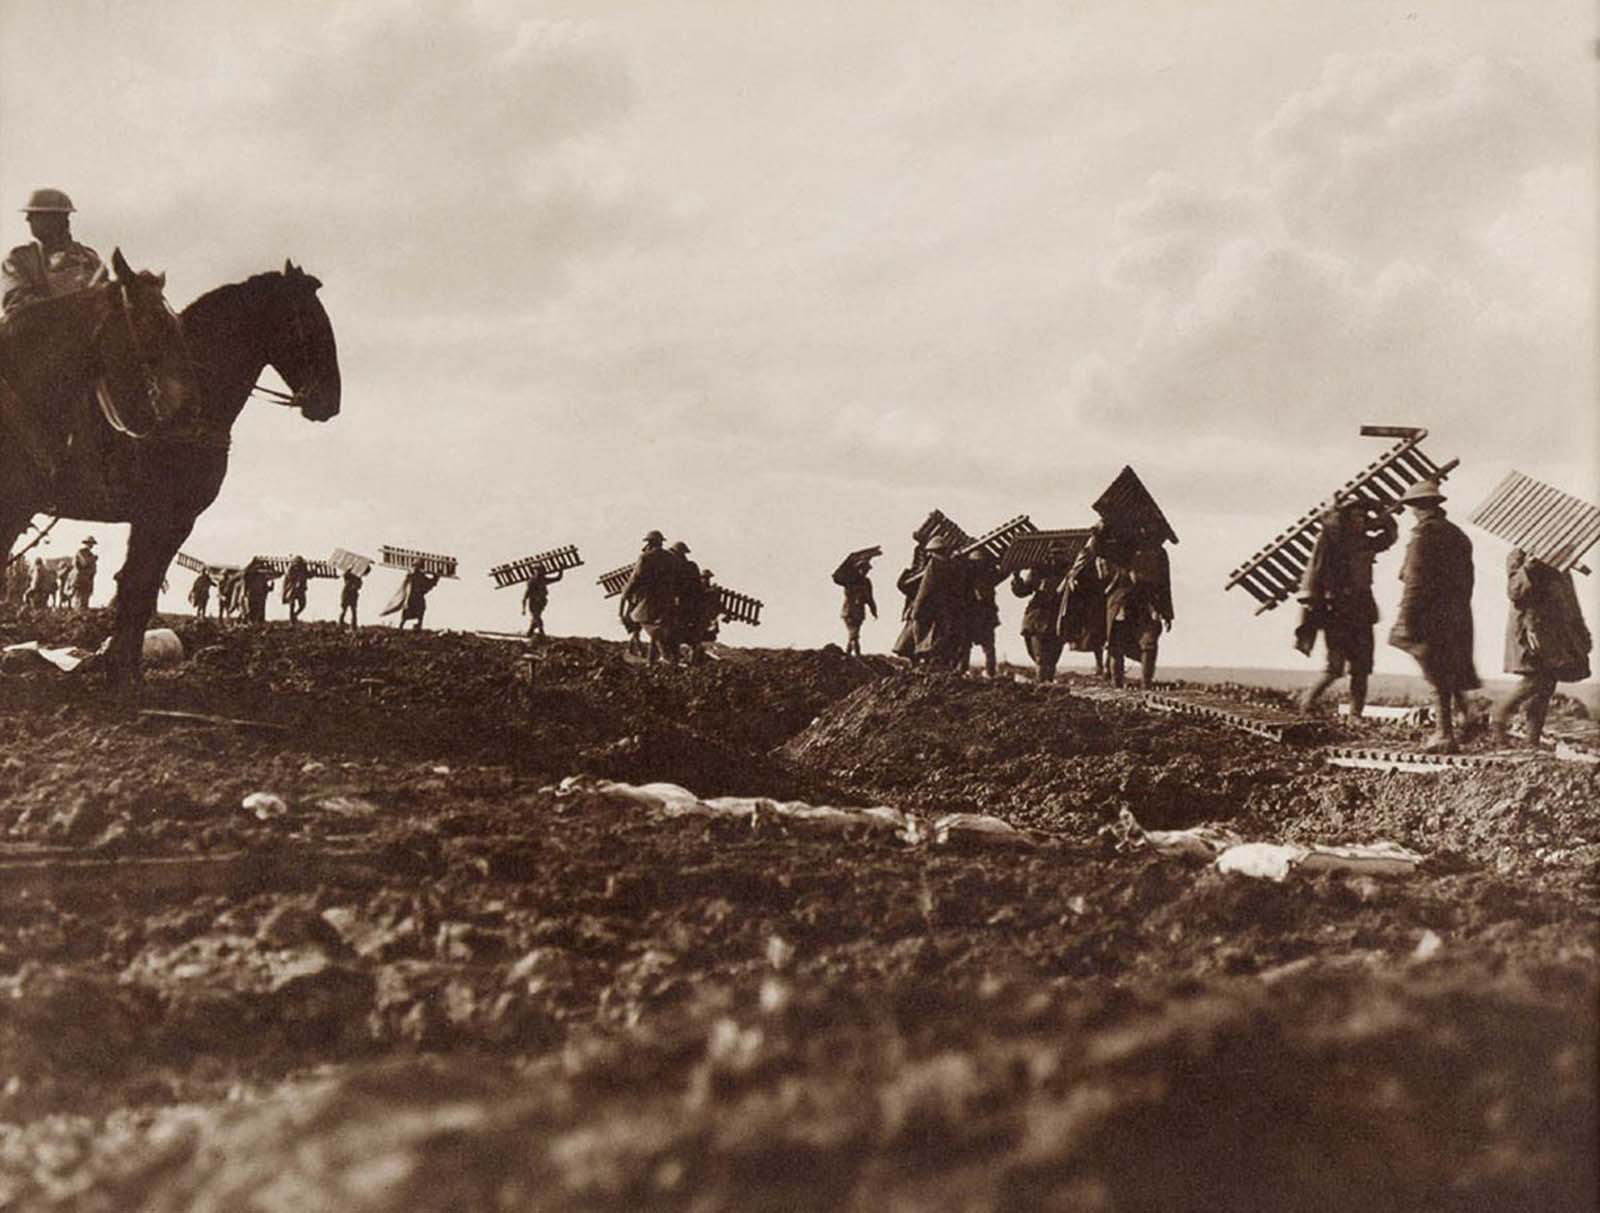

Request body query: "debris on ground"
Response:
[0, 617, 1591, 1211]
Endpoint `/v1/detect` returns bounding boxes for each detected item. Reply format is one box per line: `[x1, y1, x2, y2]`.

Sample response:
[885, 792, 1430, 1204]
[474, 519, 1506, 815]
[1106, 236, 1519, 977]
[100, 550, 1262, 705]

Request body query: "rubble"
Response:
[0, 618, 1590, 1210]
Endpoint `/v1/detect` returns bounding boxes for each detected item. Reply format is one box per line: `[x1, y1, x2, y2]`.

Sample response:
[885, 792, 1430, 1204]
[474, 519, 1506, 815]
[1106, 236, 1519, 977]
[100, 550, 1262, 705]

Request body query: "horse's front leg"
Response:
[105, 513, 195, 683]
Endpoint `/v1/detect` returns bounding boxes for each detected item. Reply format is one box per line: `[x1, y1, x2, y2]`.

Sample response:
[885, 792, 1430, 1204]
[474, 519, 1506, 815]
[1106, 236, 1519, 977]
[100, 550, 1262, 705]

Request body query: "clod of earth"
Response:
[0, 618, 1592, 1211]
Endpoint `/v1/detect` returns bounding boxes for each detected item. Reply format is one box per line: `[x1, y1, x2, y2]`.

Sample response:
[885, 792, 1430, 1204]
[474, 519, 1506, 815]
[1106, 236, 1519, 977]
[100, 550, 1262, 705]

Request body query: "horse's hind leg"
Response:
[105, 512, 195, 682]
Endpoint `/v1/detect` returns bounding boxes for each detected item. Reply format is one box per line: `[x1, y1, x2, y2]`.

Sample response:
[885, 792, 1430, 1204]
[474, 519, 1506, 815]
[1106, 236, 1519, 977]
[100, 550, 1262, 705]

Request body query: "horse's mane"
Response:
[180, 272, 287, 325]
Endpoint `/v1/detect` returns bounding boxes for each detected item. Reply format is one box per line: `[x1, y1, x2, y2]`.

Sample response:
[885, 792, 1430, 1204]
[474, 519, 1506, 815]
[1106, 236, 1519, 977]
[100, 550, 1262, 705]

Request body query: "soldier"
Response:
[242, 559, 276, 624]
[695, 568, 722, 651]
[3, 553, 29, 607]
[70, 536, 97, 609]
[395, 559, 438, 630]
[912, 534, 970, 672]
[666, 540, 702, 662]
[281, 555, 310, 624]
[189, 569, 214, 618]
[892, 542, 927, 662]
[217, 568, 243, 623]
[620, 530, 678, 664]
[1100, 525, 1173, 690]
[1296, 498, 1398, 717]
[1012, 565, 1065, 683]
[1387, 480, 1479, 753]
[1059, 529, 1109, 678]
[339, 568, 363, 631]
[522, 567, 562, 639]
[26, 557, 56, 611]
[2, 189, 103, 315]
[832, 554, 877, 656]
[966, 550, 1001, 678]
[1491, 548, 1592, 748]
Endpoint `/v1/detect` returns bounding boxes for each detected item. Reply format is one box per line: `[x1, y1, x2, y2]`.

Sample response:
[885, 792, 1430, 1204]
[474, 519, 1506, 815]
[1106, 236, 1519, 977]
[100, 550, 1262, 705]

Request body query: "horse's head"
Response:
[268, 260, 340, 422]
[95, 248, 193, 428]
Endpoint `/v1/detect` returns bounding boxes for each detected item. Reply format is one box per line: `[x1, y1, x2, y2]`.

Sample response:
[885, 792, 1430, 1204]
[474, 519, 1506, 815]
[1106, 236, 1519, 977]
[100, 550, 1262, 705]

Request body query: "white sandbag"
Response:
[1297, 842, 1423, 877]
[932, 813, 1033, 848]
[1215, 843, 1305, 882]
[554, 776, 704, 815]
[858, 806, 912, 832]
[1216, 840, 1425, 882]
[697, 796, 762, 820]
[556, 776, 922, 839]
[754, 802, 861, 832]
[1114, 808, 1241, 858]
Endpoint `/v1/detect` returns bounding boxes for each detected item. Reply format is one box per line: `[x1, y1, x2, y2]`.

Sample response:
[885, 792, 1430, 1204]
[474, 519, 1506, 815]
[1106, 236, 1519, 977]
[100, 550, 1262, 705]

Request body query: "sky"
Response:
[1, 0, 1594, 678]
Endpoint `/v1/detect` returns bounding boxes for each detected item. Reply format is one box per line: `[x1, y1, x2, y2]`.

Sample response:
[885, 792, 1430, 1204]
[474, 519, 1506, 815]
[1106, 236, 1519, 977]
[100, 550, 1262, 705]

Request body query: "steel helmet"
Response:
[1399, 479, 1445, 506]
[21, 188, 74, 214]
[669, 541, 690, 555]
[643, 530, 664, 545]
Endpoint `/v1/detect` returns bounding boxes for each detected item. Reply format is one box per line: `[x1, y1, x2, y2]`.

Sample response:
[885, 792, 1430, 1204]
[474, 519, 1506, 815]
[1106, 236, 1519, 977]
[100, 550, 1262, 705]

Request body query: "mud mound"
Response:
[784, 672, 1316, 830]
[0, 614, 1594, 1207]
[0, 621, 886, 796]
[1232, 761, 1600, 871]
[34, 962, 1595, 1213]
[782, 672, 1600, 865]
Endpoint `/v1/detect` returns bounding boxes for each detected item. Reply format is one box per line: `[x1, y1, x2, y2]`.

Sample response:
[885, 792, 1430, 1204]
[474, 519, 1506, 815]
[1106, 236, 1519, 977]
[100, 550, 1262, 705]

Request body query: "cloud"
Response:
[65, 3, 655, 319]
[1106, 172, 1267, 292]
[1066, 48, 1589, 471]
[1256, 52, 1573, 266]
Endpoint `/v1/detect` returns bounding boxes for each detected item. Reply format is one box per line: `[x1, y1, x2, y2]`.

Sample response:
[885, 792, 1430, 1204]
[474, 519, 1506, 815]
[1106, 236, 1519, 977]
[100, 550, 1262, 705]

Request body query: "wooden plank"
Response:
[138, 709, 289, 733]
[596, 563, 633, 598]
[379, 544, 458, 578]
[1467, 471, 1600, 570]
[489, 545, 583, 589]
[1323, 746, 1532, 773]
[715, 586, 763, 626]
[1226, 429, 1456, 609]
[252, 555, 339, 579]
[330, 548, 375, 578]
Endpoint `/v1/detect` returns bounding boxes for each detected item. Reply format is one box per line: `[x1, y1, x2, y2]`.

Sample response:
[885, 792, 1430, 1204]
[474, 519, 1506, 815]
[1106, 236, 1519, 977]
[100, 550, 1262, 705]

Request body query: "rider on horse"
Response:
[1, 189, 103, 314]
[0, 189, 110, 482]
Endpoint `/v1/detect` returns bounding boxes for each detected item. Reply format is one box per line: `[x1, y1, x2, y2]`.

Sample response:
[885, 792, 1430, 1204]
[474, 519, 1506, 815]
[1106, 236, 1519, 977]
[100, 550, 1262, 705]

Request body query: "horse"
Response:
[0, 260, 340, 680]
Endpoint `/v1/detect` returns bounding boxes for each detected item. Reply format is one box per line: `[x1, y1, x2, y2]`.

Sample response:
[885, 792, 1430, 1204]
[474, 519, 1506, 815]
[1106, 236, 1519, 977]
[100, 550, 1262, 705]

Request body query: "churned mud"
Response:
[0, 617, 1593, 1210]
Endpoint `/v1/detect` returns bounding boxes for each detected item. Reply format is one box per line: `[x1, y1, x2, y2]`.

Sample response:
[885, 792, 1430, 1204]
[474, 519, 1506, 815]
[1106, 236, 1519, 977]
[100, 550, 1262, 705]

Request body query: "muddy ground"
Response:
[0, 614, 1593, 1210]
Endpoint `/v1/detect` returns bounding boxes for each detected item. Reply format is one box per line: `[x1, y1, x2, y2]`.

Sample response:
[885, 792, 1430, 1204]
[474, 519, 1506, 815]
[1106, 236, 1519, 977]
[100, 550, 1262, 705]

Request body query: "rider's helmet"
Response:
[21, 188, 75, 214]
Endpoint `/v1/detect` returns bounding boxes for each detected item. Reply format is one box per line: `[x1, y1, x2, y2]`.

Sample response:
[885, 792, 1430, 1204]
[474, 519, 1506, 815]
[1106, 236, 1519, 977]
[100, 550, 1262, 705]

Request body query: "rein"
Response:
[250, 382, 299, 406]
[246, 286, 322, 410]
[91, 279, 187, 437]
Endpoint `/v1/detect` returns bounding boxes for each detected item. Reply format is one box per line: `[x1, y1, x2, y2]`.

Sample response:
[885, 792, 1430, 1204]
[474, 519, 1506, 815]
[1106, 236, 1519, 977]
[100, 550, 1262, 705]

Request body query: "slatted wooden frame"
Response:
[379, 544, 459, 579]
[1225, 427, 1458, 614]
[253, 556, 340, 578]
[1468, 471, 1599, 573]
[489, 545, 584, 589]
[330, 548, 376, 578]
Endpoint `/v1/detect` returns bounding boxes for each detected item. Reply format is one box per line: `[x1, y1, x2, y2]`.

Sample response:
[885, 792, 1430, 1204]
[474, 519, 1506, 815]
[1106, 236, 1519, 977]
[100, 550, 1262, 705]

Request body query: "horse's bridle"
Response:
[91, 278, 188, 437]
[250, 284, 322, 410]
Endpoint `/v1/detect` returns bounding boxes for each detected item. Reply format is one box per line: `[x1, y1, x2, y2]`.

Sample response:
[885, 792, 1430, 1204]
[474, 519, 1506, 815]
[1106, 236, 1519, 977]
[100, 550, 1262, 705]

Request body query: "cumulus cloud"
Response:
[1068, 49, 1590, 466]
[1256, 53, 1572, 265]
